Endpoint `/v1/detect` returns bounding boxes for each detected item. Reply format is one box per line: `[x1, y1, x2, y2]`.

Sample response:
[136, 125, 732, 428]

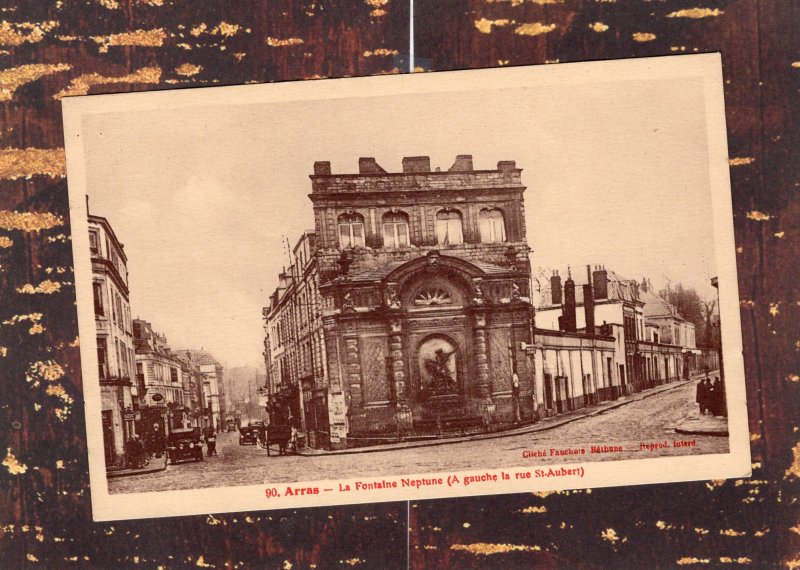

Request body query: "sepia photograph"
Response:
[62, 54, 749, 521]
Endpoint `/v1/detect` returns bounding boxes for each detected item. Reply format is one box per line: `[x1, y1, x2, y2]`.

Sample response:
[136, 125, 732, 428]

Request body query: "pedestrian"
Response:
[205, 429, 217, 457]
[257, 422, 268, 448]
[126, 436, 147, 468]
[696, 376, 711, 415]
[152, 424, 165, 458]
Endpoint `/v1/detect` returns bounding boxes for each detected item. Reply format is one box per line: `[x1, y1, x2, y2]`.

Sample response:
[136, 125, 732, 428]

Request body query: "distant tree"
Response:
[658, 283, 703, 324]
[701, 299, 721, 348]
[658, 282, 720, 348]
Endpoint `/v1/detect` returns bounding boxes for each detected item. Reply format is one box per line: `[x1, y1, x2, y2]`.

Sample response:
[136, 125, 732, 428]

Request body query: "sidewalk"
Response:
[298, 375, 704, 457]
[674, 413, 728, 436]
[107, 454, 167, 478]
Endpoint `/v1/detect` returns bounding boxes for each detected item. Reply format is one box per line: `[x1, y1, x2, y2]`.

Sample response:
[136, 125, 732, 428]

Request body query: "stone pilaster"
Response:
[474, 312, 491, 398]
[344, 335, 363, 408]
[389, 318, 406, 402]
[389, 318, 413, 431]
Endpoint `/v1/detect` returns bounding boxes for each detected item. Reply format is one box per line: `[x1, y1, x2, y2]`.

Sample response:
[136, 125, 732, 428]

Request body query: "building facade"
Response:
[263, 231, 329, 446]
[176, 353, 206, 428]
[133, 319, 193, 437]
[178, 350, 226, 432]
[266, 155, 541, 448]
[536, 266, 718, 396]
[89, 213, 137, 467]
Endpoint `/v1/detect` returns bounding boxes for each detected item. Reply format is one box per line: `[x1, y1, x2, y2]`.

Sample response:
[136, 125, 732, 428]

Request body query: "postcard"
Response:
[62, 53, 750, 521]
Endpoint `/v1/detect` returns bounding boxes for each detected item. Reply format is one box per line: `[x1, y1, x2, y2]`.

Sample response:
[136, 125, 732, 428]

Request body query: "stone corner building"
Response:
[264, 155, 536, 449]
[89, 212, 136, 467]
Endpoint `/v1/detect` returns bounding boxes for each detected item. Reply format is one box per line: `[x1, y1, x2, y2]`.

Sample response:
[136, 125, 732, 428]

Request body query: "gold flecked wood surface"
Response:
[0, 1, 409, 568]
[411, 1, 799, 568]
[1, 0, 798, 568]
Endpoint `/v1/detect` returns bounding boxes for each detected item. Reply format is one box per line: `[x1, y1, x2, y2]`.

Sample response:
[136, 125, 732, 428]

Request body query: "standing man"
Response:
[205, 428, 217, 457]
[696, 375, 711, 415]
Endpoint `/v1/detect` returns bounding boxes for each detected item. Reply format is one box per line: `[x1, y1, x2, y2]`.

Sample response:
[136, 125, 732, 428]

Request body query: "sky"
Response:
[81, 65, 721, 369]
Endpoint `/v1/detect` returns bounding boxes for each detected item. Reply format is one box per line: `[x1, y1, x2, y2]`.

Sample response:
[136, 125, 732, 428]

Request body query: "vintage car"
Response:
[166, 428, 204, 464]
[238, 424, 261, 446]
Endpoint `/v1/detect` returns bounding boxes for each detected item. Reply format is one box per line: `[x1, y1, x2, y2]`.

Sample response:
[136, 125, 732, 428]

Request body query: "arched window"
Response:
[435, 209, 463, 245]
[338, 213, 365, 248]
[382, 211, 409, 248]
[478, 208, 506, 243]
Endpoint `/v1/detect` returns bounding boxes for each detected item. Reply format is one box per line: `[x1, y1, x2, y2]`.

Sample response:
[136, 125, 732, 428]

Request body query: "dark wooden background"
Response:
[0, 0, 797, 567]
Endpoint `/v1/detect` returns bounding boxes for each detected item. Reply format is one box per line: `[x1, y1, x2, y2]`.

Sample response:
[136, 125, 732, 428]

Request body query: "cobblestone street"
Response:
[109, 381, 729, 494]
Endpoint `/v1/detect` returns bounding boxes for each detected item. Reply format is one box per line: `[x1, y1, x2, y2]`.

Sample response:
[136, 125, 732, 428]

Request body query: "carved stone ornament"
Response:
[342, 291, 355, 312]
[505, 245, 517, 270]
[511, 281, 521, 301]
[386, 283, 401, 309]
[472, 278, 484, 305]
[414, 287, 452, 306]
[337, 250, 352, 275]
[426, 249, 440, 272]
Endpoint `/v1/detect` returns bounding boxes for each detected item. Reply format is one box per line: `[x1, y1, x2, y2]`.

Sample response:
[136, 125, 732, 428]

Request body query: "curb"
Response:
[107, 457, 168, 478]
[297, 379, 696, 457]
[674, 423, 729, 437]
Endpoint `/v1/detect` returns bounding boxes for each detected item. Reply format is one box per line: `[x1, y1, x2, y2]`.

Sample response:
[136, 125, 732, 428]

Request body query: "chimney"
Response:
[550, 270, 562, 305]
[358, 157, 387, 174]
[592, 265, 608, 300]
[497, 160, 517, 172]
[313, 161, 331, 176]
[562, 269, 577, 333]
[448, 154, 473, 172]
[583, 284, 595, 335]
[402, 156, 431, 173]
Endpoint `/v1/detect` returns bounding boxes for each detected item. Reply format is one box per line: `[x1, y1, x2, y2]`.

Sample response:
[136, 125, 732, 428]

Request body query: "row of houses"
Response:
[89, 210, 228, 469]
[262, 155, 721, 450]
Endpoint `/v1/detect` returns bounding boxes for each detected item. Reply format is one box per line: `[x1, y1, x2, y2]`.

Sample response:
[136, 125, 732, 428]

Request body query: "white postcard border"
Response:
[62, 53, 751, 522]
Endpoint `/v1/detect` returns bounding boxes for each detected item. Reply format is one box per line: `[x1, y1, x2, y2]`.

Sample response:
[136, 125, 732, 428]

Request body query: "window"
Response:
[93, 282, 104, 315]
[171, 367, 179, 383]
[97, 337, 107, 379]
[435, 210, 463, 245]
[478, 208, 506, 243]
[89, 230, 99, 255]
[382, 211, 409, 248]
[337, 213, 365, 248]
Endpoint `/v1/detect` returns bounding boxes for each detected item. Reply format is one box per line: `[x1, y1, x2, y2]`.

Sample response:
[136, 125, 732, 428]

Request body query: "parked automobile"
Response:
[239, 425, 260, 445]
[166, 428, 204, 464]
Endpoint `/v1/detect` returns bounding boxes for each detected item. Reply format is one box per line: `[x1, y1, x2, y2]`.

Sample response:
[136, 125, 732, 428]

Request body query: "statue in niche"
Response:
[424, 348, 456, 394]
